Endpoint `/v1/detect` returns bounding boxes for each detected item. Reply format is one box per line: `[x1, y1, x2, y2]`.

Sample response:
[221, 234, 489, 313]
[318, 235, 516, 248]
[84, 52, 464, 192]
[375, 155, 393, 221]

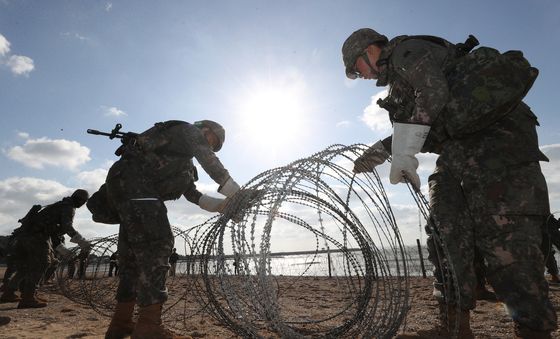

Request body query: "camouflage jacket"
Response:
[376, 36, 548, 168]
[112, 120, 231, 202]
[19, 197, 78, 241]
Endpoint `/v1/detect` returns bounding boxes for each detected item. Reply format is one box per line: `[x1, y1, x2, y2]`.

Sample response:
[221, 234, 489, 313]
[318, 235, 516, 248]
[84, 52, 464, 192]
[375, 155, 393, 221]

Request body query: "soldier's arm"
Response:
[392, 41, 449, 125]
[183, 182, 203, 205]
[178, 124, 231, 186]
[59, 206, 78, 238]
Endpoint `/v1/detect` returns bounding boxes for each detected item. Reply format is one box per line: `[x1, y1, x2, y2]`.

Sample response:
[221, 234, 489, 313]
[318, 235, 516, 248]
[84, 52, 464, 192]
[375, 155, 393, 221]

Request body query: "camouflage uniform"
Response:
[6, 198, 81, 298]
[542, 216, 560, 277]
[376, 36, 556, 331]
[105, 121, 231, 307]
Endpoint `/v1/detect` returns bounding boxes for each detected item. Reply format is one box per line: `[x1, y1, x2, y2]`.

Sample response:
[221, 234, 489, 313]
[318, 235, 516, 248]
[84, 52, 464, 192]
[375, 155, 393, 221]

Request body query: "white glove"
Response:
[70, 232, 91, 249]
[353, 140, 391, 173]
[55, 244, 73, 258]
[390, 122, 430, 190]
[199, 194, 226, 213]
[218, 177, 241, 198]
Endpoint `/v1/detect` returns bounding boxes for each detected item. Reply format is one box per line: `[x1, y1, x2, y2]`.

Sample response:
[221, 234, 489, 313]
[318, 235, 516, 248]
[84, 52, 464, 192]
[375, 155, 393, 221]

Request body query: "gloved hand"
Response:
[389, 122, 430, 190]
[55, 244, 73, 258]
[199, 195, 227, 213]
[199, 195, 245, 222]
[218, 177, 241, 198]
[70, 232, 91, 250]
[353, 140, 391, 173]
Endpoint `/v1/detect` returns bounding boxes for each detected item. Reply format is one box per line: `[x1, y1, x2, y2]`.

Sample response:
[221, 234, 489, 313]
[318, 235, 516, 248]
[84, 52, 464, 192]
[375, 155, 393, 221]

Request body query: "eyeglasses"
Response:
[349, 51, 375, 79]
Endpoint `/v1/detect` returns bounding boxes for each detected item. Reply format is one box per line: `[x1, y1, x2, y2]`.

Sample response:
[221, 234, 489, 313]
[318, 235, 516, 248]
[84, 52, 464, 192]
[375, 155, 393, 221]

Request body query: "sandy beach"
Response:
[1, 272, 560, 338]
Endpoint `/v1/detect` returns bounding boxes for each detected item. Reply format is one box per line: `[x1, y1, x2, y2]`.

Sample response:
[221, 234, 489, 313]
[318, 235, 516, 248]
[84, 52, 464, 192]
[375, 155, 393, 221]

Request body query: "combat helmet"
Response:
[194, 120, 225, 152]
[71, 189, 89, 207]
[342, 28, 388, 79]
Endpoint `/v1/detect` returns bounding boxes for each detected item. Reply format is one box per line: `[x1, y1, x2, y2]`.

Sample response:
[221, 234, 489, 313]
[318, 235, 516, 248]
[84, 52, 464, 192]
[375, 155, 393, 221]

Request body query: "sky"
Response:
[1, 0, 559, 250]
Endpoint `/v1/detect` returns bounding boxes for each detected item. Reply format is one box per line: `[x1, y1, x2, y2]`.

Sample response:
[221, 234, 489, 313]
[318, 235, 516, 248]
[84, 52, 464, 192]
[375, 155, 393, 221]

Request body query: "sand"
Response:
[1, 275, 560, 338]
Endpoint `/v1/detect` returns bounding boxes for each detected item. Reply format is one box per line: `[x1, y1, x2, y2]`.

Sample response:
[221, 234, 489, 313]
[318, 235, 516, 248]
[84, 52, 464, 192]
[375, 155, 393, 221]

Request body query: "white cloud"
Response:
[17, 131, 29, 139]
[361, 89, 391, 132]
[6, 54, 34, 76]
[336, 120, 351, 128]
[0, 33, 10, 56]
[4, 137, 91, 170]
[75, 168, 109, 192]
[103, 106, 127, 117]
[105, 2, 113, 11]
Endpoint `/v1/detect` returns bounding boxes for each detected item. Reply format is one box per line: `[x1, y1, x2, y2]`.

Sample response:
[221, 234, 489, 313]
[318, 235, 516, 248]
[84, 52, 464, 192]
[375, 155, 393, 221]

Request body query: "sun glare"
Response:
[236, 82, 308, 150]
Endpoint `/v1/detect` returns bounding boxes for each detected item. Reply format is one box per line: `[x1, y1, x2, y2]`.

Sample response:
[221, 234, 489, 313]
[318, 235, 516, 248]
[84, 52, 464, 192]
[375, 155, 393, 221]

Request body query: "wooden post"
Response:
[327, 251, 332, 278]
[416, 238, 427, 278]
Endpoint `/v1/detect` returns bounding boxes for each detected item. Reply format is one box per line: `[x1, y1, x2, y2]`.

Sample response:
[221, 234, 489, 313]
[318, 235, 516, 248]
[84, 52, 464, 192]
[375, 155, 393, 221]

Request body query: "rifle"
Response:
[87, 123, 139, 156]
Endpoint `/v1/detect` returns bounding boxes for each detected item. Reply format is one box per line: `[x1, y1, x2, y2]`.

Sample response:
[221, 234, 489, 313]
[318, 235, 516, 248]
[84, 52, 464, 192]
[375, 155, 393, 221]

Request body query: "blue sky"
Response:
[1, 0, 559, 248]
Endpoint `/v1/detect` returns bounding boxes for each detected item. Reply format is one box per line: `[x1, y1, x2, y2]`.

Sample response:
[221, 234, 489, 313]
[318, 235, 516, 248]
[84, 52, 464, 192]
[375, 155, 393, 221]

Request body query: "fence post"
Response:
[327, 251, 332, 278]
[416, 238, 427, 278]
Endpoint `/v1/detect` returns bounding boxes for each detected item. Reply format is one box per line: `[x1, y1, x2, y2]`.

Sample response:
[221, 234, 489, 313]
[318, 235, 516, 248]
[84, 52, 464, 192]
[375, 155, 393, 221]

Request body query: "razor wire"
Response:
[49, 143, 457, 338]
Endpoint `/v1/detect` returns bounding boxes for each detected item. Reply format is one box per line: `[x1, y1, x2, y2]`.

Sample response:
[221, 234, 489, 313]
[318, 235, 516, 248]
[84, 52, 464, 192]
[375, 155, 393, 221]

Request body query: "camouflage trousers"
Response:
[428, 159, 557, 331]
[106, 165, 174, 307]
[6, 234, 51, 296]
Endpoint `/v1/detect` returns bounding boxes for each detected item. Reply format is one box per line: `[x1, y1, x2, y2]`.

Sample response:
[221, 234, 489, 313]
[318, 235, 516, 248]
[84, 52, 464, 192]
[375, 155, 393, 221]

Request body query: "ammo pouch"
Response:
[87, 184, 120, 224]
[442, 47, 538, 138]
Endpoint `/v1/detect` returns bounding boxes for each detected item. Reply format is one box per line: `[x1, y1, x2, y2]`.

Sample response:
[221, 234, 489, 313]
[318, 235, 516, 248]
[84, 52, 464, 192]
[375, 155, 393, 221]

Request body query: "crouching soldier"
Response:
[0, 189, 90, 308]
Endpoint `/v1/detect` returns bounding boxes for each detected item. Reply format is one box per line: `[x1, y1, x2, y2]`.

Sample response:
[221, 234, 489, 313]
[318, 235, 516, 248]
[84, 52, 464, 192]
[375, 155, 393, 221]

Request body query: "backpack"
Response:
[17, 204, 42, 233]
[442, 46, 538, 137]
[86, 184, 120, 224]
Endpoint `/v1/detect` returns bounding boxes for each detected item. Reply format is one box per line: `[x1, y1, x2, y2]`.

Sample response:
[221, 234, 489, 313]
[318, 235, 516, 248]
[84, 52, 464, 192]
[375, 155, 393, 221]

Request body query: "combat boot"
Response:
[0, 288, 21, 303]
[513, 323, 552, 339]
[131, 303, 191, 339]
[17, 291, 47, 309]
[105, 301, 136, 339]
[437, 304, 474, 339]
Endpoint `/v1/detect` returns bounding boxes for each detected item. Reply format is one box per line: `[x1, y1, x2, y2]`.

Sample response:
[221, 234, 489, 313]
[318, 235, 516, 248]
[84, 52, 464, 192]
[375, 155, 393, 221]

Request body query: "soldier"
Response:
[108, 251, 119, 277]
[0, 240, 12, 326]
[343, 29, 556, 338]
[103, 120, 244, 339]
[541, 214, 560, 283]
[0, 231, 18, 291]
[168, 248, 179, 277]
[0, 189, 90, 308]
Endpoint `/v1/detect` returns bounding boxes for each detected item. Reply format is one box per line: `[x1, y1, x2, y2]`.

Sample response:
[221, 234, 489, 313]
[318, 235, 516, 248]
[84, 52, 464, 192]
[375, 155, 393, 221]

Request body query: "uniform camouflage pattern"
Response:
[443, 47, 538, 137]
[373, 36, 557, 331]
[541, 216, 560, 276]
[7, 198, 78, 297]
[105, 121, 232, 306]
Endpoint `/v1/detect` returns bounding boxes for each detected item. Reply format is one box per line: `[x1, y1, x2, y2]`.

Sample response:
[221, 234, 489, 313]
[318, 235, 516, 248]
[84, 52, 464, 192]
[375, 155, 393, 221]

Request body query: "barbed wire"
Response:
[49, 143, 455, 338]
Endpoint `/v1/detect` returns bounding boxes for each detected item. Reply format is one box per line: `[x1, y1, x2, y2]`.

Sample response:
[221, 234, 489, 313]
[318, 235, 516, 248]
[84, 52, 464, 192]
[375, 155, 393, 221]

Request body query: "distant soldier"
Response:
[0, 189, 90, 308]
[168, 248, 179, 277]
[41, 234, 65, 285]
[0, 231, 19, 291]
[102, 120, 244, 339]
[0, 238, 12, 326]
[108, 251, 119, 277]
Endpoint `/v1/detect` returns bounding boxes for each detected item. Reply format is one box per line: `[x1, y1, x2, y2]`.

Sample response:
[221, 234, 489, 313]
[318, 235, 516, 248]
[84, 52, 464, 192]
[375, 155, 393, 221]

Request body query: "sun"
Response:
[235, 79, 308, 151]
